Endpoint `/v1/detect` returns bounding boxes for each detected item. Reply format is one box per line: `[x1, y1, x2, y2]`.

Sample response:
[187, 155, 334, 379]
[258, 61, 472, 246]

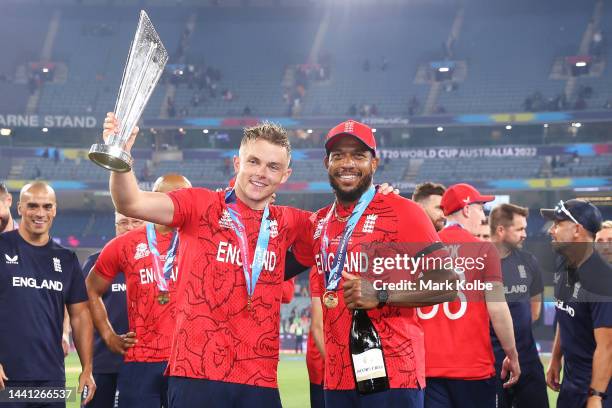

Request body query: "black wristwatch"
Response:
[376, 289, 389, 308]
[588, 388, 608, 400]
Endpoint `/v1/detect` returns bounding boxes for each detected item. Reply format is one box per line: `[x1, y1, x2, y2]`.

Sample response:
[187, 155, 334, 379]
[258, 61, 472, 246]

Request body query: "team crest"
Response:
[518, 265, 527, 279]
[572, 282, 581, 299]
[134, 243, 150, 260]
[219, 209, 233, 229]
[269, 220, 278, 238]
[362, 214, 377, 233]
[53, 257, 62, 273]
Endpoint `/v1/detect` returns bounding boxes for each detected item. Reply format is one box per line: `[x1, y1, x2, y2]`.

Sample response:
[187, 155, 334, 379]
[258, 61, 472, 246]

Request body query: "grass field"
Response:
[66, 353, 558, 407]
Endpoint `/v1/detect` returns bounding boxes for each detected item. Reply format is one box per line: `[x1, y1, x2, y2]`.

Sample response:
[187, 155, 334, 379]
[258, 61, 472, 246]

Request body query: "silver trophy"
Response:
[89, 10, 168, 172]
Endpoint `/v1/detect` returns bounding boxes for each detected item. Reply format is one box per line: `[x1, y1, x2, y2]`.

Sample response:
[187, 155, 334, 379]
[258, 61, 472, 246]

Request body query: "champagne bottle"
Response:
[350, 309, 390, 394]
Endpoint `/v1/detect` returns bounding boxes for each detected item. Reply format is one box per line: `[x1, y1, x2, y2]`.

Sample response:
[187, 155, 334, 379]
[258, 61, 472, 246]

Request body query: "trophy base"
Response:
[89, 144, 133, 172]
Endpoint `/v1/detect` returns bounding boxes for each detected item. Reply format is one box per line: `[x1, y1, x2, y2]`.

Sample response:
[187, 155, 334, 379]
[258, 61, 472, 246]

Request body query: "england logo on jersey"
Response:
[134, 243, 150, 260]
[53, 257, 62, 273]
[219, 209, 233, 229]
[518, 264, 527, 279]
[4, 254, 18, 265]
[362, 214, 377, 233]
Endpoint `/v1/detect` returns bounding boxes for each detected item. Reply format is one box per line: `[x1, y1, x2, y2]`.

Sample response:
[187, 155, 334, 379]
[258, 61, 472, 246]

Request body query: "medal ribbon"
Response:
[146, 223, 179, 292]
[224, 189, 271, 301]
[320, 185, 376, 292]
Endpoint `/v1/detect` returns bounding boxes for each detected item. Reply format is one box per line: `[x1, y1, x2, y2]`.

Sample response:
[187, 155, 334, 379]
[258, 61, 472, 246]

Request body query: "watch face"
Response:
[378, 289, 389, 303]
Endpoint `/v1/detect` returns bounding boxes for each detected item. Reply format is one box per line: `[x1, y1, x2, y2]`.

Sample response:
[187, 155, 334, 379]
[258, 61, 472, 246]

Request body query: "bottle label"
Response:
[352, 349, 387, 382]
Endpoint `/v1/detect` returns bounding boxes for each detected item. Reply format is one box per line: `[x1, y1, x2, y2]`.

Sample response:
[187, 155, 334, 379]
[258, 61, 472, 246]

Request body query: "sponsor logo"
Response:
[53, 257, 62, 273]
[134, 243, 150, 260]
[362, 214, 377, 233]
[4, 254, 18, 265]
[269, 219, 278, 239]
[313, 219, 325, 240]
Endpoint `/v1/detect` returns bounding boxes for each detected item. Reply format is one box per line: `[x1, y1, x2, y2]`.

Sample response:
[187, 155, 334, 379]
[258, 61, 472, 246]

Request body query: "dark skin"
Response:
[325, 136, 458, 309]
[86, 174, 191, 355]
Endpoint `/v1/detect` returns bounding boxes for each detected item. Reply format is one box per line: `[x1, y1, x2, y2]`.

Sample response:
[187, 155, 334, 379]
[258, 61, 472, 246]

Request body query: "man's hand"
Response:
[586, 396, 603, 408]
[62, 333, 70, 357]
[378, 183, 400, 196]
[546, 355, 562, 392]
[103, 112, 139, 152]
[0, 363, 8, 390]
[500, 355, 521, 388]
[103, 331, 137, 355]
[78, 370, 96, 405]
[342, 271, 378, 310]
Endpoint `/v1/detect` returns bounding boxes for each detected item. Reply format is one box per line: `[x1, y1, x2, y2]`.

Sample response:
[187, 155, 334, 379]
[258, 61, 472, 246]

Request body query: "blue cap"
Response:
[540, 199, 603, 235]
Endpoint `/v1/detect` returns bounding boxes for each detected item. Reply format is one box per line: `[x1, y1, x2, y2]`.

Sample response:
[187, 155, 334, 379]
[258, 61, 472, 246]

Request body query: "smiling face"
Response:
[325, 135, 379, 204]
[17, 183, 57, 244]
[233, 139, 292, 209]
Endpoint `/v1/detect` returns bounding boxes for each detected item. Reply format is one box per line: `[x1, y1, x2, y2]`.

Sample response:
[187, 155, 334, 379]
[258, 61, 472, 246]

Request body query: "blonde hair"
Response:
[241, 122, 291, 159]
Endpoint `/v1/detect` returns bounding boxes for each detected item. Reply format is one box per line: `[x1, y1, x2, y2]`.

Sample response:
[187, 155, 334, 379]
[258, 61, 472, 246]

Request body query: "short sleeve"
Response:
[482, 243, 502, 283]
[590, 302, 612, 329]
[66, 253, 88, 305]
[167, 187, 216, 230]
[285, 207, 315, 267]
[527, 253, 544, 296]
[94, 235, 124, 282]
[309, 267, 323, 298]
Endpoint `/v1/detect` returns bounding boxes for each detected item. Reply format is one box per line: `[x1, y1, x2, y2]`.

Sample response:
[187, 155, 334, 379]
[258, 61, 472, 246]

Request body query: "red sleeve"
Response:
[167, 187, 216, 230]
[482, 242, 502, 283]
[286, 207, 316, 267]
[281, 279, 295, 304]
[396, 198, 441, 246]
[309, 267, 323, 298]
[94, 235, 124, 282]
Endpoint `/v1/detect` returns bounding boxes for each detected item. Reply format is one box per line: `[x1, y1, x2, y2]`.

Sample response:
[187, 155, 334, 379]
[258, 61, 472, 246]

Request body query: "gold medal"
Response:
[323, 291, 339, 309]
[157, 291, 170, 305]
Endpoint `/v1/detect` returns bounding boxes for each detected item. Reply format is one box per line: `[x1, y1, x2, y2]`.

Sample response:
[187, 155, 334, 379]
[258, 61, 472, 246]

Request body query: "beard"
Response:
[0, 215, 9, 233]
[328, 171, 373, 203]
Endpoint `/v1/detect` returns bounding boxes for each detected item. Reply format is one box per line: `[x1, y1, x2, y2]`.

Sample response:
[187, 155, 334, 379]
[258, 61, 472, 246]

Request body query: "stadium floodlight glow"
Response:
[42, 67, 49, 73]
[203, 129, 209, 134]
[505, 125, 512, 130]
[178, 128, 185, 133]
[543, 123, 549, 128]
[572, 122, 582, 128]
[307, 129, 313, 134]
[438, 67, 450, 73]
[436, 126, 444, 132]
[372, 128, 377, 133]
[575, 61, 587, 67]
[0, 128, 11, 136]
[42, 127, 49, 133]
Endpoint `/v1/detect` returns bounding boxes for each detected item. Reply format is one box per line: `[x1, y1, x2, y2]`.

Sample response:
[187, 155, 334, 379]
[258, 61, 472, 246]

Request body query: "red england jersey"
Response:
[95, 226, 178, 363]
[418, 224, 501, 379]
[297, 192, 444, 391]
[166, 188, 312, 387]
[307, 268, 324, 386]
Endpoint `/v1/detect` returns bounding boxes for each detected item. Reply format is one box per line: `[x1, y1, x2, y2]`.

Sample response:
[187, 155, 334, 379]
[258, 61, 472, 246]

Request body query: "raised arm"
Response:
[103, 113, 174, 225]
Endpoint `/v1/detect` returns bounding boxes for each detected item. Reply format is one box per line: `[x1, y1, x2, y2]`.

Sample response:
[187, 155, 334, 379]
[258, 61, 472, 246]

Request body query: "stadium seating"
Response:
[0, 0, 600, 118]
